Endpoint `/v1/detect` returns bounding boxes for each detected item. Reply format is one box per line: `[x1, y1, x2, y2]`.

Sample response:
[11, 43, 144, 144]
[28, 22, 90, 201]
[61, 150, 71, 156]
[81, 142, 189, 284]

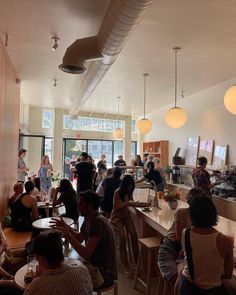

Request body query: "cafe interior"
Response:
[0, 0, 236, 294]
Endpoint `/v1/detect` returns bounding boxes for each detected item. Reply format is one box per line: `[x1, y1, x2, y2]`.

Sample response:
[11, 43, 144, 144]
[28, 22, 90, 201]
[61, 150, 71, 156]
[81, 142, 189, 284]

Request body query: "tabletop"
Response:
[14, 258, 82, 290]
[32, 217, 74, 230]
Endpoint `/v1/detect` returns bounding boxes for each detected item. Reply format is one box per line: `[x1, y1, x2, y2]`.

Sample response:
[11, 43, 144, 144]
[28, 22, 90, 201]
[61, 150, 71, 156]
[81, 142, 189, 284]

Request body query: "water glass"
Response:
[27, 255, 38, 274]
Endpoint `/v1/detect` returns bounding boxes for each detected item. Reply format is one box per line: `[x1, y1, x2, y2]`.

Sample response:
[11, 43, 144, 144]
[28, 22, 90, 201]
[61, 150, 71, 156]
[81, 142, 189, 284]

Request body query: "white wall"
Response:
[144, 77, 236, 166]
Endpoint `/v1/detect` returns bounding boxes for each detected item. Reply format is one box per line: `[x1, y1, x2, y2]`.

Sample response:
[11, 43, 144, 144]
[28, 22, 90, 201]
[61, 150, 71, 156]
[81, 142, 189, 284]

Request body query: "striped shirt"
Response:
[24, 263, 93, 295]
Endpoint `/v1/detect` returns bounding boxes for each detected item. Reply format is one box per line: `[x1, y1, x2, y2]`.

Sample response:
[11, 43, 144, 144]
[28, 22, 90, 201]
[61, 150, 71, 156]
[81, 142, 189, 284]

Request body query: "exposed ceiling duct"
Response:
[65, 0, 154, 114]
[59, 36, 103, 74]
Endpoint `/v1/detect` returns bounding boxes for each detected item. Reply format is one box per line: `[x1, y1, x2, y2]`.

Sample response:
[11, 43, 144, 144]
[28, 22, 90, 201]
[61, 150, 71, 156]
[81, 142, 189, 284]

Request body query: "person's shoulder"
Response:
[174, 207, 189, 220]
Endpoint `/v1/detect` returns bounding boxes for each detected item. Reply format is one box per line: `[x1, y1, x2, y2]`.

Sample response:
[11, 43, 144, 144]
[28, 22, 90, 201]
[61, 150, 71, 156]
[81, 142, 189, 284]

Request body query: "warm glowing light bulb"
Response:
[113, 128, 123, 139]
[165, 107, 187, 128]
[224, 85, 236, 115]
[137, 118, 152, 134]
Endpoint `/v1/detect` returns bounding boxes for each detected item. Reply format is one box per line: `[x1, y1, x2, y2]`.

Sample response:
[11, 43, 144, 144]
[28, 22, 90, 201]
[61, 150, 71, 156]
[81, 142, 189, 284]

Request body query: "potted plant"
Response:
[51, 172, 60, 187]
[158, 189, 180, 209]
[165, 165, 172, 181]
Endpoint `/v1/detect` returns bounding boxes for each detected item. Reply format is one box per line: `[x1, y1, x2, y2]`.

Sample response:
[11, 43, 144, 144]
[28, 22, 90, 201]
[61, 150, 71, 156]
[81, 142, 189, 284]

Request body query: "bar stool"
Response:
[133, 236, 161, 295]
[96, 282, 118, 295]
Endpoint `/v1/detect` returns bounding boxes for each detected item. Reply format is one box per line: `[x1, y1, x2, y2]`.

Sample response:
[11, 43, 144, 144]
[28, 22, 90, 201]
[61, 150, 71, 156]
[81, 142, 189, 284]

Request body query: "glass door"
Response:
[62, 139, 87, 178]
[88, 140, 113, 168]
[19, 135, 45, 175]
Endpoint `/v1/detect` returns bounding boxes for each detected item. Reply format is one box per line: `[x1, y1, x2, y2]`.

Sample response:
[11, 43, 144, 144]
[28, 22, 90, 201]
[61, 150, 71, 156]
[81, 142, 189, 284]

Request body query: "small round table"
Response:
[14, 258, 83, 290]
[32, 217, 74, 230]
[37, 202, 63, 217]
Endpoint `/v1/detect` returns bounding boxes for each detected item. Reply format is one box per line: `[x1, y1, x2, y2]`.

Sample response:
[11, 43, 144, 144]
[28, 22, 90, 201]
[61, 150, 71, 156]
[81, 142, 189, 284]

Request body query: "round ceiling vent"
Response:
[58, 64, 86, 74]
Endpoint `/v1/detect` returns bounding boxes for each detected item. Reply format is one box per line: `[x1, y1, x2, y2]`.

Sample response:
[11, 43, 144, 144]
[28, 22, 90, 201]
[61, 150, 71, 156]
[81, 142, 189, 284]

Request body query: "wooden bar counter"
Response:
[131, 188, 236, 275]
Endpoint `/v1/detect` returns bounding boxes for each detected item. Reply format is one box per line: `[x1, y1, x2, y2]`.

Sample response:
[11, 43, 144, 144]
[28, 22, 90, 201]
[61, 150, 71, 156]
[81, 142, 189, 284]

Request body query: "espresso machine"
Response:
[172, 165, 181, 184]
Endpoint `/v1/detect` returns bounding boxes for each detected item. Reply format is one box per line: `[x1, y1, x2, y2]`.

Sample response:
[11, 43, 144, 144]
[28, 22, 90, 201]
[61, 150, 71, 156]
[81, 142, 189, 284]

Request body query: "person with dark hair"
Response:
[111, 175, 149, 277]
[52, 179, 78, 222]
[192, 156, 217, 198]
[114, 155, 126, 167]
[97, 154, 107, 169]
[51, 190, 117, 289]
[180, 196, 233, 295]
[158, 188, 206, 292]
[135, 160, 164, 191]
[9, 181, 39, 232]
[74, 152, 96, 193]
[100, 167, 122, 218]
[134, 154, 143, 166]
[24, 231, 92, 295]
[17, 149, 29, 183]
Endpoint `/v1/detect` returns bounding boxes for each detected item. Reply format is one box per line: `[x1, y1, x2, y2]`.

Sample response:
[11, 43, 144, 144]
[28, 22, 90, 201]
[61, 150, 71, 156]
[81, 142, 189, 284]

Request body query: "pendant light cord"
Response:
[143, 73, 148, 119]
[173, 47, 180, 108]
[117, 96, 120, 128]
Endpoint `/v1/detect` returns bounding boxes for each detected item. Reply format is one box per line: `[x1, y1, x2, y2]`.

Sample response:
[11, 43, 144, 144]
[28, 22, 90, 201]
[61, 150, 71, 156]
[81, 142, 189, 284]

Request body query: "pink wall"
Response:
[0, 38, 20, 219]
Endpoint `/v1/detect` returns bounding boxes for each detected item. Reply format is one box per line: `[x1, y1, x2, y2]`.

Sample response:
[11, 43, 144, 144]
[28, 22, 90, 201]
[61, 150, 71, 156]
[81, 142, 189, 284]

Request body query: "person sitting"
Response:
[111, 175, 149, 277]
[52, 179, 79, 222]
[158, 188, 204, 293]
[100, 167, 122, 218]
[179, 196, 233, 295]
[24, 231, 93, 295]
[135, 161, 164, 191]
[51, 190, 117, 289]
[114, 155, 126, 167]
[9, 181, 39, 232]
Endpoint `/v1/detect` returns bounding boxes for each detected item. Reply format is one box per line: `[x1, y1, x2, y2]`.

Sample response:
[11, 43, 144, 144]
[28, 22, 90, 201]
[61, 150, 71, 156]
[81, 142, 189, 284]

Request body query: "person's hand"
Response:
[50, 217, 71, 239]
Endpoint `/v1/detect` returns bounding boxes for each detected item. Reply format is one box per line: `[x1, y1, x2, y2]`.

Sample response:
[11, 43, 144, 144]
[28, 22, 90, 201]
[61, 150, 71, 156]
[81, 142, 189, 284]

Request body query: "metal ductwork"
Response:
[59, 36, 103, 74]
[66, 0, 154, 114]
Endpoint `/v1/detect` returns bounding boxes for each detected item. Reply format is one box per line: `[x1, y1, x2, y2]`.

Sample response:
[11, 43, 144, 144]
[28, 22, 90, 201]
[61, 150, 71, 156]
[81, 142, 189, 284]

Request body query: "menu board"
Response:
[212, 145, 228, 169]
[185, 136, 200, 166]
[198, 140, 214, 166]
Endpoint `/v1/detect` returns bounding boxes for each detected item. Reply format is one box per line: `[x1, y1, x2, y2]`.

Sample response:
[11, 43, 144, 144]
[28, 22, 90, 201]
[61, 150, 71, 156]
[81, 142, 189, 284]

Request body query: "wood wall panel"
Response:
[0, 38, 20, 221]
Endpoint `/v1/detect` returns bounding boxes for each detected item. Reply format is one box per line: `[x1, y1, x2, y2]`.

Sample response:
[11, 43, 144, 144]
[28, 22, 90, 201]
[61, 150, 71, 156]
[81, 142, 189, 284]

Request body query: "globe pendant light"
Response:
[137, 73, 152, 134]
[165, 47, 187, 128]
[113, 97, 124, 139]
[224, 85, 236, 115]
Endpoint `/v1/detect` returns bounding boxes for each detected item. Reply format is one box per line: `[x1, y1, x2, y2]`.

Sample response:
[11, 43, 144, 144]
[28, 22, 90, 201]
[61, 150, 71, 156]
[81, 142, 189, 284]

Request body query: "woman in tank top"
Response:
[180, 196, 233, 295]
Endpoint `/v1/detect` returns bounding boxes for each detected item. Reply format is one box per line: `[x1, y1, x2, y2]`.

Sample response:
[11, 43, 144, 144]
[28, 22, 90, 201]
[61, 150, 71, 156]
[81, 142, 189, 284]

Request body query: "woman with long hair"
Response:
[111, 174, 148, 277]
[53, 179, 78, 222]
[38, 155, 53, 193]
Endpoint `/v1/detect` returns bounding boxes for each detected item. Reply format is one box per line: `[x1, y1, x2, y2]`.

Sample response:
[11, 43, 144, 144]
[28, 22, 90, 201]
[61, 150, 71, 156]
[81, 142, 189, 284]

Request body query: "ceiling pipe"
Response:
[69, 0, 154, 114]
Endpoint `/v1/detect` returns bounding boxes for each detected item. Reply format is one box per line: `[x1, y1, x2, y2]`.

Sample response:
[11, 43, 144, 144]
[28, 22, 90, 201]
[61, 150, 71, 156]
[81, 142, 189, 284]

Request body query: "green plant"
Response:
[51, 172, 60, 185]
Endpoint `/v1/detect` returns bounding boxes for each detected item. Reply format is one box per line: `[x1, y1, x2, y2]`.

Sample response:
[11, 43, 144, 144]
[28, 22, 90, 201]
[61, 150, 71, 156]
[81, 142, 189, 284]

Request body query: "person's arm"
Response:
[31, 197, 39, 220]
[0, 226, 7, 256]
[217, 234, 234, 279]
[52, 187, 61, 206]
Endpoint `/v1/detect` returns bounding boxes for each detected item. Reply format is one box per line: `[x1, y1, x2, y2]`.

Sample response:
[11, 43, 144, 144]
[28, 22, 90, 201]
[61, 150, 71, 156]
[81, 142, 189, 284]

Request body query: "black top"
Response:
[9, 194, 33, 232]
[101, 177, 121, 212]
[81, 214, 117, 281]
[145, 170, 164, 191]
[75, 161, 95, 192]
[59, 191, 78, 221]
[114, 159, 126, 167]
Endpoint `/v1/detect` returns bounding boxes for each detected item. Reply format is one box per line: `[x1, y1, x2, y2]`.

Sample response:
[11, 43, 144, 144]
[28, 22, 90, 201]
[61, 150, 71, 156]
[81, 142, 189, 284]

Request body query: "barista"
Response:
[192, 156, 217, 198]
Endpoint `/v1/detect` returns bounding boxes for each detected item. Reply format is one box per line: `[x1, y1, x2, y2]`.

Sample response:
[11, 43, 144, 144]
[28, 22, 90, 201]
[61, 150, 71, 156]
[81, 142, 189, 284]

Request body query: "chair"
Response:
[96, 281, 118, 295]
[133, 236, 161, 295]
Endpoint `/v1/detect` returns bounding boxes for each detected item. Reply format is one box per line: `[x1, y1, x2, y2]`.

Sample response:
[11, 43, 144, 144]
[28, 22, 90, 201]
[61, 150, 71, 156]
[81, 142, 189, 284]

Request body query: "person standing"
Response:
[74, 152, 95, 194]
[38, 155, 53, 193]
[17, 149, 29, 183]
[192, 156, 216, 198]
[97, 154, 107, 169]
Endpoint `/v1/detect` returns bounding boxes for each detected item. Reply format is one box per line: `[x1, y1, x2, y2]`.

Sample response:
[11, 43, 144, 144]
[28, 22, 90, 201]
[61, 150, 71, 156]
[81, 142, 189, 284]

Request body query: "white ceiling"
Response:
[1, 0, 236, 117]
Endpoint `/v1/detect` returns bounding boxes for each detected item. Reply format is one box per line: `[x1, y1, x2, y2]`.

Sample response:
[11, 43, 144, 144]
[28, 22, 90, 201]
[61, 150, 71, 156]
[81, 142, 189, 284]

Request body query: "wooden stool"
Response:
[133, 237, 161, 295]
[96, 282, 118, 295]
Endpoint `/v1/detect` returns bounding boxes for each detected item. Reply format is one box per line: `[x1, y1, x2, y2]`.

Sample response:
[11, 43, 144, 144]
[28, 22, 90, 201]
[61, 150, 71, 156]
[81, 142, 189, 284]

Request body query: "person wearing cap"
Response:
[74, 152, 96, 193]
[17, 149, 29, 183]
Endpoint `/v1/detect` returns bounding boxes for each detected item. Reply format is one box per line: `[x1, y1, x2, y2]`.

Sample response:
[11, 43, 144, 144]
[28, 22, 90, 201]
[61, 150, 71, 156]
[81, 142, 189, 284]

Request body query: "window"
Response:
[63, 115, 125, 132]
[131, 141, 137, 159]
[42, 110, 54, 129]
[45, 138, 53, 162]
[131, 119, 136, 133]
[113, 141, 124, 164]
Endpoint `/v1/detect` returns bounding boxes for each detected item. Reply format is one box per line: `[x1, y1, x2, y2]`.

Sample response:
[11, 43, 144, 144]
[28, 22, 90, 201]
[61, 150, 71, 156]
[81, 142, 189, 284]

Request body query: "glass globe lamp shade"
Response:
[165, 107, 187, 128]
[224, 85, 236, 115]
[137, 118, 152, 134]
[113, 128, 123, 139]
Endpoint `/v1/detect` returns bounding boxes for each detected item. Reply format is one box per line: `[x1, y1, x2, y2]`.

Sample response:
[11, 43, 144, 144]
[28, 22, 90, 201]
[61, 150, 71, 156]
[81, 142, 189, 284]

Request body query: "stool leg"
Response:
[133, 246, 143, 289]
[114, 282, 118, 295]
[147, 249, 151, 295]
